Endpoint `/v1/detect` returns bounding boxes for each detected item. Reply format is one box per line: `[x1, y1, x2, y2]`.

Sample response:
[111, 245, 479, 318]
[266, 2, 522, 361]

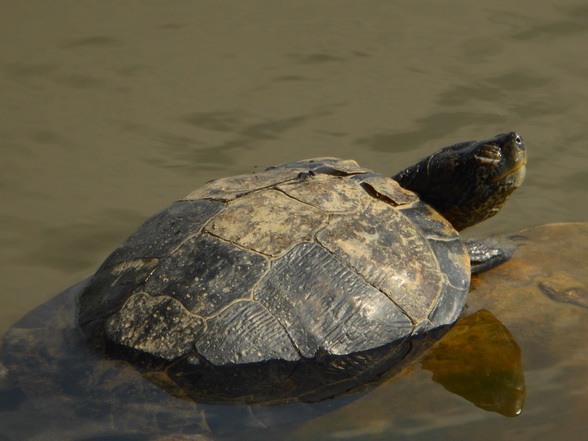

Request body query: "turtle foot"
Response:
[465, 239, 518, 275]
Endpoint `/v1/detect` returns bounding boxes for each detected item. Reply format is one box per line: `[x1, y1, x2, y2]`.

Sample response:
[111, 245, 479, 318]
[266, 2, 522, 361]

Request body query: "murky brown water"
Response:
[1, 0, 587, 439]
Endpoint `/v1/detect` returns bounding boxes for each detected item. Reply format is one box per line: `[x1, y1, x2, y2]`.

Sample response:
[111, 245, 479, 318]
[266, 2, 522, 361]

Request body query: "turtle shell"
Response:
[79, 158, 470, 368]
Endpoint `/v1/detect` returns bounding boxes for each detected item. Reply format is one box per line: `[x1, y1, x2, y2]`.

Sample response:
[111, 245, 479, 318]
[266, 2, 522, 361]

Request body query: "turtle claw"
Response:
[465, 239, 516, 275]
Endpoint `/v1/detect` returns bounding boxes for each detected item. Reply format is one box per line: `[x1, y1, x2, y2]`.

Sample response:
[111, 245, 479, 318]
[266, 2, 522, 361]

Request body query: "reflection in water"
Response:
[422, 309, 526, 417]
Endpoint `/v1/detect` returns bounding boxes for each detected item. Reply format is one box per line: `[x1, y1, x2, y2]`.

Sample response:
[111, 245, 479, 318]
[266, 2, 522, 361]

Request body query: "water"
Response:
[1, 0, 587, 439]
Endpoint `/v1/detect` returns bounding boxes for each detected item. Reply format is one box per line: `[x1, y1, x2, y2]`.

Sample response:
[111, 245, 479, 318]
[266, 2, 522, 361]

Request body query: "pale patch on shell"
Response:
[106, 293, 205, 360]
[205, 189, 328, 257]
[276, 174, 367, 213]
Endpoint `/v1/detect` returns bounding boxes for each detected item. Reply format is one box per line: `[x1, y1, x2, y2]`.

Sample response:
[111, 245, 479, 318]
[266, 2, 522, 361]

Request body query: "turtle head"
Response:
[393, 132, 527, 231]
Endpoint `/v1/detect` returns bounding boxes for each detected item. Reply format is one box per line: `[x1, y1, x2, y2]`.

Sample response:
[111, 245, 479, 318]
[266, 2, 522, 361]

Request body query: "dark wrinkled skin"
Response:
[393, 132, 527, 231]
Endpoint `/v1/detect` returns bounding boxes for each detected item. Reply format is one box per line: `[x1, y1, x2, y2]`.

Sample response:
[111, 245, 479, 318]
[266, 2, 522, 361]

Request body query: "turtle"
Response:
[0, 131, 527, 439]
[72, 131, 526, 403]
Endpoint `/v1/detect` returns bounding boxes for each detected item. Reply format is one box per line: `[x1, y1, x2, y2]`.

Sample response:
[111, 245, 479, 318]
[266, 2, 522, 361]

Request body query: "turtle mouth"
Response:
[490, 153, 527, 184]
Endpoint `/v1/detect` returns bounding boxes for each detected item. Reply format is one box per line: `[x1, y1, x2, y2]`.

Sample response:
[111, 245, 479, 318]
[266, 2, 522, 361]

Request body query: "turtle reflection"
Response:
[422, 309, 525, 417]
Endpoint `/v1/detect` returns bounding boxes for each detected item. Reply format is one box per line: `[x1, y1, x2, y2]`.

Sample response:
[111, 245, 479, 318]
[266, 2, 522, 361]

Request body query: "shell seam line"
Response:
[253, 293, 305, 360]
[139, 240, 303, 360]
[189, 175, 301, 203]
[423, 235, 463, 243]
[201, 229, 274, 258]
[132, 200, 229, 263]
[272, 185, 355, 214]
[165, 240, 271, 322]
[424, 236, 470, 290]
[394, 207, 445, 323]
[237, 250, 305, 360]
[312, 220, 415, 327]
[443, 274, 469, 291]
[245, 246, 305, 360]
[122, 291, 209, 344]
[272, 176, 368, 215]
[202, 205, 327, 260]
[200, 231, 321, 358]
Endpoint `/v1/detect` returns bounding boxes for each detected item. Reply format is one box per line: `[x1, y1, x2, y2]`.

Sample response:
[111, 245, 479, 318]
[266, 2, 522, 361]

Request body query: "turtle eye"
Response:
[514, 134, 524, 146]
[474, 144, 502, 167]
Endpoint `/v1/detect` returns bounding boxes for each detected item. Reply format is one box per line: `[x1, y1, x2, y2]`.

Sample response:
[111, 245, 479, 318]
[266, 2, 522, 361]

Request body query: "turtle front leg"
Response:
[465, 239, 516, 275]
